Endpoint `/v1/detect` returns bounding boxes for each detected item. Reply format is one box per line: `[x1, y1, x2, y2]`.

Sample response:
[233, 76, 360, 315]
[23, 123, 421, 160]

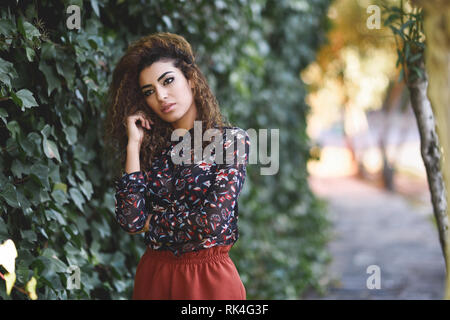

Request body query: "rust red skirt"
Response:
[132, 244, 246, 300]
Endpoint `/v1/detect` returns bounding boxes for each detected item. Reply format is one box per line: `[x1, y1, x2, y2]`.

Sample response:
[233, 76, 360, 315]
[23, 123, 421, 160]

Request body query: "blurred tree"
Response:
[302, 0, 400, 183]
[412, 0, 450, 299]
[384, 0, 449, 298]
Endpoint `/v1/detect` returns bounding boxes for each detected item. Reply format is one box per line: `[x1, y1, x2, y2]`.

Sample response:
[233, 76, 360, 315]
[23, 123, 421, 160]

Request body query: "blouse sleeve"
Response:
[114, 171, 150, 233]
[150, 128, 250, 241]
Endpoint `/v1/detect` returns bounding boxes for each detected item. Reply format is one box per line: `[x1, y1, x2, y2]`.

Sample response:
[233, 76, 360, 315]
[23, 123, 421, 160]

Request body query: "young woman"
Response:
[105, 32, 250, 300]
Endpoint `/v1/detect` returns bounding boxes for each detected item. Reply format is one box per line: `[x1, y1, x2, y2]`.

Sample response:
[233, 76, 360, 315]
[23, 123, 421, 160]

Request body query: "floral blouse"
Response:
[114, 126, 250, 257]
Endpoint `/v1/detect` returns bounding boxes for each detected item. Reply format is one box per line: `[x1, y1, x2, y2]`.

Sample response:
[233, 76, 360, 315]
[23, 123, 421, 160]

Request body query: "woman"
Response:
[105, 32, 250, 300]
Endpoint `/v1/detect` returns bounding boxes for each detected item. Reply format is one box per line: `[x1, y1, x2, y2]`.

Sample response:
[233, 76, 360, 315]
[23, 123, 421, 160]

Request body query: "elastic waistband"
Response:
[144, 244, 233, 265]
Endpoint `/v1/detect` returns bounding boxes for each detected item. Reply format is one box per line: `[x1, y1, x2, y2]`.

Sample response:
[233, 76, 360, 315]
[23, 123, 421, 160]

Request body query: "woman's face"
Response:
[138, 59, 197, 129]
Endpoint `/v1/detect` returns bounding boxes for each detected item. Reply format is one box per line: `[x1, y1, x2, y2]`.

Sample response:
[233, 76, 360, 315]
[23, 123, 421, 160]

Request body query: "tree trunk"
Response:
[407, 58, 449, 298]
[413, 0, 450, 299]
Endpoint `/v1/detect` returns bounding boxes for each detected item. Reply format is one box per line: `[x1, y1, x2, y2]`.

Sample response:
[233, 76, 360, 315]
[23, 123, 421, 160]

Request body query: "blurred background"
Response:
[303, 0, 446, 299]
[0, 0, 447, 300]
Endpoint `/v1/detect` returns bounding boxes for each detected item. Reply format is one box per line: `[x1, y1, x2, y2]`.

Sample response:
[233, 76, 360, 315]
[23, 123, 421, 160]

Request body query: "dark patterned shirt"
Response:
[114, 126, 250, 257]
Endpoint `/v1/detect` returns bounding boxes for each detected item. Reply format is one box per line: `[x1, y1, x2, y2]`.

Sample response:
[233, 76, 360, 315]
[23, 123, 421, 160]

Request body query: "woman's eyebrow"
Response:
[141, 71, 174, 90]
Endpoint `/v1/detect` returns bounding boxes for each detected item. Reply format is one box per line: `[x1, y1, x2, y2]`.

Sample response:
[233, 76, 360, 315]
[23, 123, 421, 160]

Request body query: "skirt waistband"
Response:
[143, 244, 233, 265]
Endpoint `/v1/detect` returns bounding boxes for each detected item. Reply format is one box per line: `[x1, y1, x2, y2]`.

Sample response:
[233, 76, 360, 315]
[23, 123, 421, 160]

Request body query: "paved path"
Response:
[304, 175, 446, 299]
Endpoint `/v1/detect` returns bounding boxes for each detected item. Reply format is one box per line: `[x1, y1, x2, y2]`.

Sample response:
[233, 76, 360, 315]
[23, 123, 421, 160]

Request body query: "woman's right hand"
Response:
[125, 111, 154, 148]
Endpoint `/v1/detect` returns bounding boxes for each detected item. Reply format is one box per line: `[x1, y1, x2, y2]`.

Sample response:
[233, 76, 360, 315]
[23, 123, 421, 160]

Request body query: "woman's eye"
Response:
[165, 77, 174, 85]
[143, 78, 173, 97]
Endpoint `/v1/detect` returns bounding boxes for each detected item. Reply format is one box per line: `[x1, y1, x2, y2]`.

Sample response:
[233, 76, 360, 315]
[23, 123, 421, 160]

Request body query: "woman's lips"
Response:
[161, 103, 175, 113]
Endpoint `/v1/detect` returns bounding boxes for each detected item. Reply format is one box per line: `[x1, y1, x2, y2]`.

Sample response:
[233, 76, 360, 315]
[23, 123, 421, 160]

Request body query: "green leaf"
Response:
[408, 53, 422, 64]
[67, 106, 82, 125]
[21, 21, 41, 41]
[42, 136, 61, 163]
[51, 189, 69, 205]
[25, 277, 38, 300]
[0, 19, 15, 37]
[63, 126, 77, 144]
[75, 170, 86, 181]
[0, 57, 14, 88]
[6, 120, 20, 139]
[45, 209, 67, 225]
[53, 182, 67, 194]
[16, 188, 31, 212]
[30, 163, 50, 190]
[11, 159, 26, 178]
[40, 248, 68, 273]
[14, 89, 39, 110]
[400, 20, 414, 33]
[18, 135, 35, 156]
[80, 180, 93, 200]
[0, 108, 8, 125]
[25, 47, 35, 62]
[20, 230, 37, 242]
[56, 59, 75, 89]
[90, 0, 100, 17]
[69, 188, 85, 211]
[4, 272, 15, 295]
[38, 60, 60, 96]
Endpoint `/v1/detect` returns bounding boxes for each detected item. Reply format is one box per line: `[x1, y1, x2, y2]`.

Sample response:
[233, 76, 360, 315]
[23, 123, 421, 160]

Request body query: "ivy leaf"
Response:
[25, 47, 35, 62]
[0, 183, 20, 208]
[19, 20, 41, 41]
[0, 108, 8, 124]
[69, 188, 85, 211]
[0, 241, 17, 295]
[0, 19, 15, 37]
[53, 183, 67, 194]
[4, 272, 16, 295]
[80, 180, 93, 200]
[63, 126, 77, 144]
[6, 120, 21, 140]
[42, 135, 61, 163]
[12, 89, 39, 111]
[51, 189, 69, 205]
[90, 0, 100, 17]
[25, 276, 38, 300]
[30, 163, 50, 190]
[0, 239, 18, 273]
[45, 208, 67, 225]
[11, 159, 26, 178]
[38, 60, 60, 96]
[0, 57, 14, 88]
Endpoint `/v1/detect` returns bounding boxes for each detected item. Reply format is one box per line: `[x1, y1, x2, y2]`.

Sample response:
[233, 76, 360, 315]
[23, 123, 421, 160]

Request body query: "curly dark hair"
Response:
[103, 32, 232, 177]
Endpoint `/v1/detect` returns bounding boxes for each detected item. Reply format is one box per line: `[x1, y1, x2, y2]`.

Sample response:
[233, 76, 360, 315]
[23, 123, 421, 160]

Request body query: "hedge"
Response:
[0, 0, 332, 299]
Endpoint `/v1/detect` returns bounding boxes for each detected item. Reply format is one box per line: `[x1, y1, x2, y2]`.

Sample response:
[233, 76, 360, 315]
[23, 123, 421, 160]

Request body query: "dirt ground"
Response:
[304, 174, 446, 300]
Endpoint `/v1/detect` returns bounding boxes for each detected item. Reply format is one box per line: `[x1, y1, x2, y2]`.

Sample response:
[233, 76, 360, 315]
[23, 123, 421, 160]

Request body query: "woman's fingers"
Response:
[131, 112, 154, 130]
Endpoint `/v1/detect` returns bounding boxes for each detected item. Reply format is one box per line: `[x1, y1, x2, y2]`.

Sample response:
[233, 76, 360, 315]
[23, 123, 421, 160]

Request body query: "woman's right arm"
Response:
[114, 112, 154, 234]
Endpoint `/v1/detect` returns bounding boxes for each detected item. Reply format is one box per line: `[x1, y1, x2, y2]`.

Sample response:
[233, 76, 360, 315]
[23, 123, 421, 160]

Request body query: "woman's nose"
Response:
[156, 86, 168, 101]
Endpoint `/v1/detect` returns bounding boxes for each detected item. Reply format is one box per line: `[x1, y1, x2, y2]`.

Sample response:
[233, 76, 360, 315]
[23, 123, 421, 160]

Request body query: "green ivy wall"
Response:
[0, 0, 332, 299]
